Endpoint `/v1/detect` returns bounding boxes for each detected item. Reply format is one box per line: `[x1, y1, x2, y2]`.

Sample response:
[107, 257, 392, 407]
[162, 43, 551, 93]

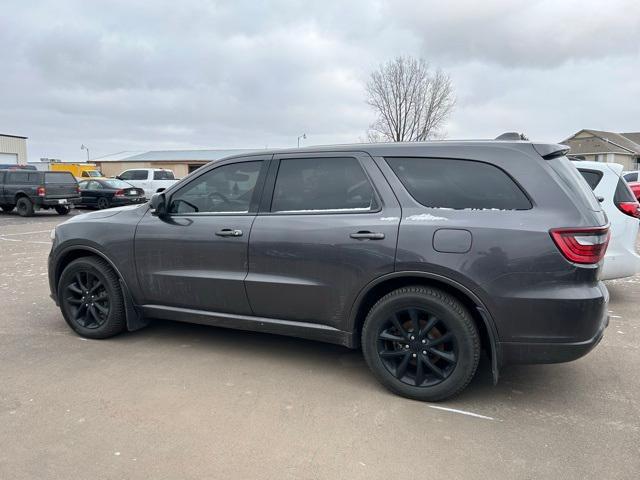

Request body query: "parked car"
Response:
[622, 171, 640, 183]
[115, 168, 178, 198]
[49, 141, 610, 401]
[77, 178, 146, 209]
[1, 169, 79, 216]
[574, 161, 640, 280]
[627, 181, 640, 202]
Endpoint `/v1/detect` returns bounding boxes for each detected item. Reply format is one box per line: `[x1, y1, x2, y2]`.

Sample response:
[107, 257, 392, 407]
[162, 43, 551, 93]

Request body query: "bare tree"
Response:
[366, 56, 455, 142]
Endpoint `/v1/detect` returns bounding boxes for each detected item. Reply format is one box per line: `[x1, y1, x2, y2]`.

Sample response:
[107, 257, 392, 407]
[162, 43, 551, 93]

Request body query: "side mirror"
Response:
[115, 175, 122, 180]
[156, 187, 166, 193]
[150, 192, 168, 217]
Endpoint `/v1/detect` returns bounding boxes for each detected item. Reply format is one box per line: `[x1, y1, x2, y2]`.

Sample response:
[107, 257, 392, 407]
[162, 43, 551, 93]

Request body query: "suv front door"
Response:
[134, 156, 269, 314]
[245, 152, 401, 330]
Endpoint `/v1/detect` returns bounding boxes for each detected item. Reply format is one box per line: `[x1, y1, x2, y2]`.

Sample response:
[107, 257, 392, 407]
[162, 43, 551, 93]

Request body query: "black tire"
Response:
[97, 197, 110, 210]
[55, 205, 71, 215]
[57, 257, 126, 339]
[16, 197, 34, 217]
[362, 286, 480, 402]
[1, 204, 15, 213]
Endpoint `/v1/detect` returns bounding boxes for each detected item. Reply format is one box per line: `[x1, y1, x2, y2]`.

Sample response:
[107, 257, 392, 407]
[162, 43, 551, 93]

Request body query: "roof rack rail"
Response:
[495, 132, 528, 140]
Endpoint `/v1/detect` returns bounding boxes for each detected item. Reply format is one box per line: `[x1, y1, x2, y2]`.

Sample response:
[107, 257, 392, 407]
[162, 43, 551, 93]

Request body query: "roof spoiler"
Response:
[532, 143, 570, 159]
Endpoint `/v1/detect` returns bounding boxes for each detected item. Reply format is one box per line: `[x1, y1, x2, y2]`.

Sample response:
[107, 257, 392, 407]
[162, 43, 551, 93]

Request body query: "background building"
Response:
[92, 149, 254, 178]
[0, 133, 28, 165]
[562, 129, 640, 170]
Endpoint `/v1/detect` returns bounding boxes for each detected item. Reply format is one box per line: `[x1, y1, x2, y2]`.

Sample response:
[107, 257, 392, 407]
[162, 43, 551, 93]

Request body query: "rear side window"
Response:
[577, 169, 603, 190]
[614, 177, 636, 203]
[386, 157, 531, 210]
[549, 157, 601, 212]
[7, 171, 30, 183]
[120, 170, 148, 181]
[623, 172, 638, 182]
[45, 172, 76, 184]
[153, 170, 175, 180]
[271, 157, 376, 213]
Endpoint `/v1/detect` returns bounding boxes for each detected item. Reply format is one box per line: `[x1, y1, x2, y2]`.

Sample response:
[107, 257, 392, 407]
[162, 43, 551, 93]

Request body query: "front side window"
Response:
[169, 161, 262, 214]
[386, 157, 531, 210]
[271, 157, 376, 213]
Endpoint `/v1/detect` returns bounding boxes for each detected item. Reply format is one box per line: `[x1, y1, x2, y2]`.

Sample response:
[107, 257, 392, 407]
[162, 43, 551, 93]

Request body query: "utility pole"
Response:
[297, 133, 306, 148]
[80, 144, 90, 161]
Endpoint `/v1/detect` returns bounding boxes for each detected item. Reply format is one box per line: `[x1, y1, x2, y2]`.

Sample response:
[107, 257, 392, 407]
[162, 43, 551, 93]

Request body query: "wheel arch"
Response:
[54, 246, 147, 331]
[348, 271, 501, 383]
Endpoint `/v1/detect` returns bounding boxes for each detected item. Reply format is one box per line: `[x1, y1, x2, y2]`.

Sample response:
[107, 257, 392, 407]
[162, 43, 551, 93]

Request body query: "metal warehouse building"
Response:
[93, 149, 254, 178]
[0, 134, 28, 165]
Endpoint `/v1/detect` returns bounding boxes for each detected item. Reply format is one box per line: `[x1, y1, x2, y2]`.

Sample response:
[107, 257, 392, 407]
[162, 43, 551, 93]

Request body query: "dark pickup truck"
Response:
[0, 169, 80, 216]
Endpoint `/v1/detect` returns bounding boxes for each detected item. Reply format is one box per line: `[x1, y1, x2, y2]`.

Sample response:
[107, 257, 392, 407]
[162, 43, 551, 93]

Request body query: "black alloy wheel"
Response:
[63, 271, 110, 329]
[58, 257, 126, 338]
[362, 286, 480, 402]
[97, 197, 110, 209]
[377, 307, 457, 387]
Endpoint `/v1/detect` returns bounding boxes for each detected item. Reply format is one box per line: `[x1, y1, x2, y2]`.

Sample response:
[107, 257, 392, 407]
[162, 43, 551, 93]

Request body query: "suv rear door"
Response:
[245, 152, 401, 330]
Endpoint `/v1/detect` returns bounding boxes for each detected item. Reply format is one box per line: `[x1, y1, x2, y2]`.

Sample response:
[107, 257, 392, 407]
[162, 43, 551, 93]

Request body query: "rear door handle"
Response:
[215, 228, 243, 237]
[350, 231, 385, 240]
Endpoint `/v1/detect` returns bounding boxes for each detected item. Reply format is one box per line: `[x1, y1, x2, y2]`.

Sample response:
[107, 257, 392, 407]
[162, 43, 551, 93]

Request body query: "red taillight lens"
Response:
[76, 185, 80, 194]
[114, 189, 125, 197]
[550, 226, 610, 265]
[37, 186, 46, 197]
[616, 201, 640, 219]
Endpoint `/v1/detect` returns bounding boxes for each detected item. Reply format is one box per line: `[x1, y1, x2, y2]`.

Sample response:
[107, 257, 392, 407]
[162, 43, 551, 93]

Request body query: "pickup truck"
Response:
[116, 168, 178, 198]
[0, 170, 80, 216]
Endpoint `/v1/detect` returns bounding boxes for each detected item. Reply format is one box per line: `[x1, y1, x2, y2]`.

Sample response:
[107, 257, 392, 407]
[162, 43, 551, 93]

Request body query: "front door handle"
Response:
[215, 228, 243, 237]
[350, 231, 385, 240]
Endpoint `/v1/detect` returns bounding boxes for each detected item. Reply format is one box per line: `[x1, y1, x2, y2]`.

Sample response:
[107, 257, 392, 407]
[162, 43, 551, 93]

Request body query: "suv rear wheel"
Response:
[362, 286, 480, 402]
[16, 197, 34, 217]
[58, 257, 126, 339]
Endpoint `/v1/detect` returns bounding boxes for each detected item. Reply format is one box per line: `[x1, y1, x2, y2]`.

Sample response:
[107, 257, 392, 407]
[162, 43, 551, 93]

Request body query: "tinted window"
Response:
[169, 161, 262, 214]
[7, 172, 30, 183]
[153, 170, 175, 180]
[549, 157, 601, 211]
[614, 177, 636, 203]
[386, 157, 531, 210]
[120, 170, 147, 181]
[45, 172, 76, 184]
[271, 157, 376, 213]
[577, 169, 603, 190]
[623, 172, 638, 182]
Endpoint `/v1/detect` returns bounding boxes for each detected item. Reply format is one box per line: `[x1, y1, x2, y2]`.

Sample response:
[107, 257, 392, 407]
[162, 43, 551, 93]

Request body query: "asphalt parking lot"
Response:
[1, 209, 639, 480]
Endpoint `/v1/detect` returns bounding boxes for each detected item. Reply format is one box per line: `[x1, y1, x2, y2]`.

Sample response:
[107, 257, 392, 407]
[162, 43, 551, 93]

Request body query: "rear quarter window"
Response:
[577, 169, 603, 190]
[614, 177, 636, 203]
[385, 157, 531, 210]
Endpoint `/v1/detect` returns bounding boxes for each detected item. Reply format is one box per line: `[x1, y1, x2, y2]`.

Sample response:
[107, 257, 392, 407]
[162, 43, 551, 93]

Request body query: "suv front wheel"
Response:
[362, 286, 480, 402]
[58, 257, 126, 339]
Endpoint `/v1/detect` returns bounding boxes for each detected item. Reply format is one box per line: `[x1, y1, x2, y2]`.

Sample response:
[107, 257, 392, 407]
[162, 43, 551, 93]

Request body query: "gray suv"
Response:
[49, 141, 610, 401]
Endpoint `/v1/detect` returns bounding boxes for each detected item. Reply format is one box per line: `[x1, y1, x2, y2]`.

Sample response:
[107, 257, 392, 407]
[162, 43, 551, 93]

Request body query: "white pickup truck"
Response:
[116, 168, 179, 198]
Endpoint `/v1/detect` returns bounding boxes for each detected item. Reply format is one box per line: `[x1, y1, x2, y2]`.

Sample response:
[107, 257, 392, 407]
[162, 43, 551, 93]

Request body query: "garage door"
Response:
[0, 152, 18, 164]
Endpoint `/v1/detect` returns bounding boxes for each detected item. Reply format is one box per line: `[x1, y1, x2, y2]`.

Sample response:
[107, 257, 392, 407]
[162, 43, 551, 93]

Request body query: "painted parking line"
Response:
[428, 405, 498, 421]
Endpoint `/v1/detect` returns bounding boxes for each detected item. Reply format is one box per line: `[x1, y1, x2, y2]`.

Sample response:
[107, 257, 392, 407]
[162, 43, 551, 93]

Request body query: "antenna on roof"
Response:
[495, 132, 529, 141]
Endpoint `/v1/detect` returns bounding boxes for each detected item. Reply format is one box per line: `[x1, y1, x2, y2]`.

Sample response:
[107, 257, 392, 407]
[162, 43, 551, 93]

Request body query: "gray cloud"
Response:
[0, 0, 638, 161]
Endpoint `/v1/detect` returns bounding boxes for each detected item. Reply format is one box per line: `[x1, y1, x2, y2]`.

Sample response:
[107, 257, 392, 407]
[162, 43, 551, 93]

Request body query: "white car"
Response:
[574, 161, 640, 280]
[116, 168, 179, 198]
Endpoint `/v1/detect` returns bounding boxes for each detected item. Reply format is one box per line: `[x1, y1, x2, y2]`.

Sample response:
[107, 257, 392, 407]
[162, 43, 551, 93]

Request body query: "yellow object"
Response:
[50, 163, 104, 179]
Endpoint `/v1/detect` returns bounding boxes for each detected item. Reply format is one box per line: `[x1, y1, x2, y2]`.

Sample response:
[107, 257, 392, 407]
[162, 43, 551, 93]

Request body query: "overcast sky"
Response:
[1, 0, 639, 162]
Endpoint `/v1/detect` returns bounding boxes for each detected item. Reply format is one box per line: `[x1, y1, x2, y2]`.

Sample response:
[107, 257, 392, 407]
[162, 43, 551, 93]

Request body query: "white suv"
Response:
[116, 168, 178, 198]
[575, 161, 640, 280]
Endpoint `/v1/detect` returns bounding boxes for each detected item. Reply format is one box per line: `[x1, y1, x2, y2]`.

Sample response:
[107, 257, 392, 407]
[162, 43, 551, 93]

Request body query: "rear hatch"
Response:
[44, 172, 79, 199]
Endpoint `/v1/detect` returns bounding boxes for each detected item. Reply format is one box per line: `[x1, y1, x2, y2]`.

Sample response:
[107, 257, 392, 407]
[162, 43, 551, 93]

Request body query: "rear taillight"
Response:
[550, 226, 610, 265]
[37, 186, 46, 197]
[616, 201, 640, 219]
[114, 189, 125, 197]
[76, 185, 80, 194]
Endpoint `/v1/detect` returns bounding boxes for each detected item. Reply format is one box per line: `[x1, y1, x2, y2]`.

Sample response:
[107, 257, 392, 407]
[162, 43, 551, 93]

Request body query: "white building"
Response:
[0, 133, 28, 165]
